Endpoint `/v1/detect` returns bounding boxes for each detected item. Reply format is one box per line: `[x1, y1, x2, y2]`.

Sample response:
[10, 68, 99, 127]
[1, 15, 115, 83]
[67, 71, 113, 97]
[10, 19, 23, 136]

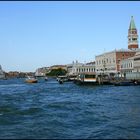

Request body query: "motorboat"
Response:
[57, 75, 68, 83]
[25, 76, 38, 83]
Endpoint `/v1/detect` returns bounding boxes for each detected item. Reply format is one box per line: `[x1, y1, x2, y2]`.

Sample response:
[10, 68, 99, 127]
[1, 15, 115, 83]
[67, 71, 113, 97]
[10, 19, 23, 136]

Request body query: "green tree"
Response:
[46, 68, 67, 77]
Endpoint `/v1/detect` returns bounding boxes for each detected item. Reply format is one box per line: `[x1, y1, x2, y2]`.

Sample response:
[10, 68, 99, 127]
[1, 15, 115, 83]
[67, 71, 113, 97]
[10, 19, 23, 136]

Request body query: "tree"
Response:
[46, 68, 67, 77]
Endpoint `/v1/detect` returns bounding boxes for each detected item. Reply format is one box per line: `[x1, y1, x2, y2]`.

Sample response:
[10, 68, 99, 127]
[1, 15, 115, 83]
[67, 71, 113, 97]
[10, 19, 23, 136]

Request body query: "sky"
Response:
[0, 1, 140, 72]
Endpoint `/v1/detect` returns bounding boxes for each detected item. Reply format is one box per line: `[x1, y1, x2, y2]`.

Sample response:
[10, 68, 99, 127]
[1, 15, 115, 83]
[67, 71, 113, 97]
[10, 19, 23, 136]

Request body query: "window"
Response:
[113, 58, 115, 63]
[106, 59, 108, 63]
[132, 38, 137, 41]
[118, 59, 120, 63]
[130, 62, 132, 68]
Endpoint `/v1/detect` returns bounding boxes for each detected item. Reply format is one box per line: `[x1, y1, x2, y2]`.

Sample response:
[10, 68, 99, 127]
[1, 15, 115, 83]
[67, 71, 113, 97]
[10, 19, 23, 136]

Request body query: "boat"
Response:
[59, 79, 64, 84]
[57, 75, 69, 83]
[44, 76, 48, 81]
[67, 75, 77, 81]
[113, 80, 137, 86]
[25, 76, 38, 83]
[74, 72, 98, 85]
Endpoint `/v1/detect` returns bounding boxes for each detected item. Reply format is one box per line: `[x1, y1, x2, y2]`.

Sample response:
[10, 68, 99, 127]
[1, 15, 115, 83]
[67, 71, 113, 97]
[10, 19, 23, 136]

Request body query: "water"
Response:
[0, 78, 140, 139]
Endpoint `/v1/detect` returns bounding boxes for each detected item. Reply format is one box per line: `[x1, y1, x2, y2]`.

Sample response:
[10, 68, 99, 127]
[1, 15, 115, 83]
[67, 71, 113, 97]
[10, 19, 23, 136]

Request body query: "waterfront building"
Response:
[95, 16, 139, 75]
[133, 51, 140, 72]
[120, 50, 140, 80]
[120, 57, 134, 74]
[120, 50, 140, 73]
[35, 67, 50, 77]
[120, 16, 140, 74]
[67, 60, 95, 76]
[0, 65, 5, 79]
[67, 61, 83, 75]
[95, 49, 136, 75]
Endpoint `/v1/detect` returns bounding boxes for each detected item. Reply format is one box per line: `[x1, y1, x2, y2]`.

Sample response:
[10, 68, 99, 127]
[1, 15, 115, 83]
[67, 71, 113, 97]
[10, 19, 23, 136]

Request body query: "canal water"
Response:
[0, 78, 140, 139]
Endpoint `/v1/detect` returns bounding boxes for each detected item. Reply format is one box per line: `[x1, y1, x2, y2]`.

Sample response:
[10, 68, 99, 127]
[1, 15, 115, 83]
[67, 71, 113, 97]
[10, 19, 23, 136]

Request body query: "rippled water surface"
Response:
[0, 78, 140, 139]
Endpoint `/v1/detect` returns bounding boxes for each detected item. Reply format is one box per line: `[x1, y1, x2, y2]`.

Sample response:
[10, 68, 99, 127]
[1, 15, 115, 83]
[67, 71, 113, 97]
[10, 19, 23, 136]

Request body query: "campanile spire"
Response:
[128, 16, 139, 50]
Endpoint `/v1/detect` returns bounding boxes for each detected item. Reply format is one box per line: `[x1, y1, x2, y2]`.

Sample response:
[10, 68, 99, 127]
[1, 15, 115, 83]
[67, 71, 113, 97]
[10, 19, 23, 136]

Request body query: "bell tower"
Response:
[128, 16, 139, 50]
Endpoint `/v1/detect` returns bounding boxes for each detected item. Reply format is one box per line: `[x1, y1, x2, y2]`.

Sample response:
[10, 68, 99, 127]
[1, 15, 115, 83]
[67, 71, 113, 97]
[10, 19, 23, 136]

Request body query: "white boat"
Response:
[57, 75, 68, 82]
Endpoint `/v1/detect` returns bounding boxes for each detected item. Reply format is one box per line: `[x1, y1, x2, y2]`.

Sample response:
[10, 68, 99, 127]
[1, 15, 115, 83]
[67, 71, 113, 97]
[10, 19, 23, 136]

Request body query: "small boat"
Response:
[59, 79, 64, 84]
[67, 75, 77, 81]
[57, 76, 69, 84]
[114, 81, 135, 86]
[25, 76, 38, 83]
[44, 77, 48, 81]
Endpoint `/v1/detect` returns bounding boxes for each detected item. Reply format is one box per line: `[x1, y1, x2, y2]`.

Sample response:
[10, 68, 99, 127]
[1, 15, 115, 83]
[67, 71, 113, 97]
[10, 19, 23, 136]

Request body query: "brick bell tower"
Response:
[128, 16, 139, 50]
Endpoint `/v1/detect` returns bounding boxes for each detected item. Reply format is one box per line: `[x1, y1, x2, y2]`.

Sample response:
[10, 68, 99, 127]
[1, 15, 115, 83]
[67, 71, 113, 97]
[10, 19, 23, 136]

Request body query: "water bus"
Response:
[74, 72, 98, 85]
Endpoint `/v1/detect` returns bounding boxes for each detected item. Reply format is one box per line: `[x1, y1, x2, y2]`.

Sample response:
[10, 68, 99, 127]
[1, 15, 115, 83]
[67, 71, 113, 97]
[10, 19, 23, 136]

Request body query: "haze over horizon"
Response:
[0, 1, 140, 72]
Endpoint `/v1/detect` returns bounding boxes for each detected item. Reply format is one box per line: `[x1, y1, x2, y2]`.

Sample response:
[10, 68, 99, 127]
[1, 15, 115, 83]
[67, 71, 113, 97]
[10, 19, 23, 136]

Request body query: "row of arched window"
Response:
[76, 68, 95, 73]
[121, 62, 133, 69]
[96, 58, 115, 65]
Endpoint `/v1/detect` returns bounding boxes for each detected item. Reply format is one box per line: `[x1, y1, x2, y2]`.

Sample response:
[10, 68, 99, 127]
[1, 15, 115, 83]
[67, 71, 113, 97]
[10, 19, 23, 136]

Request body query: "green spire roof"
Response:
[129, 16, 136, 29]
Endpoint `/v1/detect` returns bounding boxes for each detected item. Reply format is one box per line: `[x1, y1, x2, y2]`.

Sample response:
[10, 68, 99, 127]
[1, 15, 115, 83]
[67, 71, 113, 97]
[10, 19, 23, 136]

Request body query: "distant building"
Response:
[133, 51, 140, 72]
[7, 71, 20, 78]
[120, 57, 134, 74]
[67, 60, 96, 76]
[95, 16, 139, 75]
[67, 60, 83, 75]
[0, 65, 5, 79]
[96, 49, 136, 75]
[35, 67, 50, 77]
[121, 50, 140, 74]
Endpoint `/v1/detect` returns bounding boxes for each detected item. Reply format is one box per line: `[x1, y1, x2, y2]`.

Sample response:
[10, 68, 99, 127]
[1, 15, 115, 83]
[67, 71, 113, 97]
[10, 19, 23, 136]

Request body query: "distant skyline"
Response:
[0, 1, 140, 72]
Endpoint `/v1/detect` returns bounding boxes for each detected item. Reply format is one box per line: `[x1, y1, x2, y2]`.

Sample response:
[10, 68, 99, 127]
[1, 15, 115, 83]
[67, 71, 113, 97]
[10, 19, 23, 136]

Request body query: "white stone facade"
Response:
[95, 51, 117, 74]
[95, 49, 136, 75]
[120, 50, 140, 73]
[133, 51, 140, 72]
[67, 61, 95, 76]
[120, 57, 134, 73]
[35, 67, 50, 76]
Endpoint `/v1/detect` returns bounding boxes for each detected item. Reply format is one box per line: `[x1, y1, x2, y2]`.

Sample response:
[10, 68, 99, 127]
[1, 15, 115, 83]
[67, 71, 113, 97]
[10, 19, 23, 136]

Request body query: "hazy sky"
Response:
[0, 1, 140, 72]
